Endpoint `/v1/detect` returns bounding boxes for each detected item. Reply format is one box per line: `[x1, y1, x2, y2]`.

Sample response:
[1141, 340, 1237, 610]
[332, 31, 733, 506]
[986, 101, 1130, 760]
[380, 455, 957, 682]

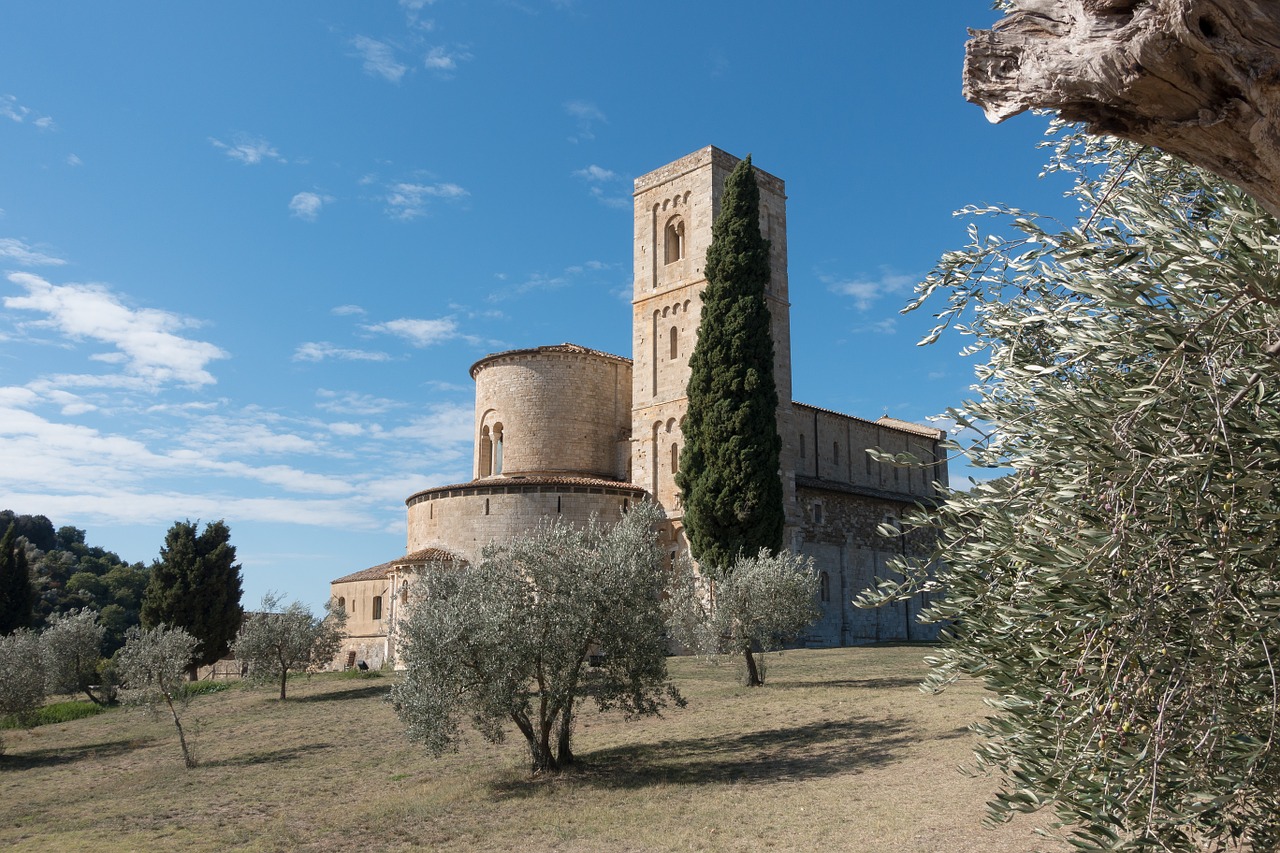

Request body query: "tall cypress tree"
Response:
[0, 523, 34, 634]
[141, 520, 243, 676]
[677, 155, 785, 570]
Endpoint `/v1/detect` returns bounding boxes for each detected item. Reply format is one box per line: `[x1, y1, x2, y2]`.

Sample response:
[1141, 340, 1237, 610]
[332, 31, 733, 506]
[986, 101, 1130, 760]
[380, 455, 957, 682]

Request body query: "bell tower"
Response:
[629, 146, 798, 550]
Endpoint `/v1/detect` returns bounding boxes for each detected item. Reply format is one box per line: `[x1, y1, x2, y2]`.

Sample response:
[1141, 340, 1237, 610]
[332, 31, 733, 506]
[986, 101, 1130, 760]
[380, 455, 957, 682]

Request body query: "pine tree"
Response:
[677, 154, 785, 570]
[140, 520, 243, 676]
[0, 523, 34, 634]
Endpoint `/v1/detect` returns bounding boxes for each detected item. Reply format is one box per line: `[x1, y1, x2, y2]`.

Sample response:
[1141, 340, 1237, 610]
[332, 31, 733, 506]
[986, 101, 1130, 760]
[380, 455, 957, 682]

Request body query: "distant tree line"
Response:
[1, 511, 148, 655]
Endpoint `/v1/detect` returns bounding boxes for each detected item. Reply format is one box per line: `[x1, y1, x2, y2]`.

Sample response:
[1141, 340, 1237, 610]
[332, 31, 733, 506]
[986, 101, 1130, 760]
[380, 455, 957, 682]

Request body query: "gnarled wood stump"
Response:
[965, 1, 1280, 218]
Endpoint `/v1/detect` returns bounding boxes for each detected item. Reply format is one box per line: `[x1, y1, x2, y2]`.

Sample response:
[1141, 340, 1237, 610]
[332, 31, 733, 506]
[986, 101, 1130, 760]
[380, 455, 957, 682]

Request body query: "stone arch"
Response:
[664, 216, 685, 264]
[492, 422, 504, 475]
[479, 425, 493, 477]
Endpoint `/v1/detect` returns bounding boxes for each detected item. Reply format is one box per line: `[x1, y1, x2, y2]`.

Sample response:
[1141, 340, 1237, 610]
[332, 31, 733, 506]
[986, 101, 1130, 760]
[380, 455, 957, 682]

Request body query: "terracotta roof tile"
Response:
[407, 475, 646, 505]
[331, 547, 460, 584]
[792, 401, 943, 439]
[470, 342, 631, 378]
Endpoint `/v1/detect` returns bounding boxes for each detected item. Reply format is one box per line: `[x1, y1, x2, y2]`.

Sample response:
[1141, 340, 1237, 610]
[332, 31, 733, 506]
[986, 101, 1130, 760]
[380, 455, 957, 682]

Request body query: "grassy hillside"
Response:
[0, 645, 1065, 852]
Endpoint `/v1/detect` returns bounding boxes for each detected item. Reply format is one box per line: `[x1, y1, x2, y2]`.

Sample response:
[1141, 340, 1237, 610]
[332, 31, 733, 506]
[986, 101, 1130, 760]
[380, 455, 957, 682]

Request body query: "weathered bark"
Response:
[742, 646, 762, 687]
[965, 1, 1280, 219]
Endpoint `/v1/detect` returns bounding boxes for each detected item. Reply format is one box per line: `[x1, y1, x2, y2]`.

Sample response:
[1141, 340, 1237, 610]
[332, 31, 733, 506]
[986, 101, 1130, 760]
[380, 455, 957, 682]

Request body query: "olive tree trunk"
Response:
[965, 0, 1280, 219]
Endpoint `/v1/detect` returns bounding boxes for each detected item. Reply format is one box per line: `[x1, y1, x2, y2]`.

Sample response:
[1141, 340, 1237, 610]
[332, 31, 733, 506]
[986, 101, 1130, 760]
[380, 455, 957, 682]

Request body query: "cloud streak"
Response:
[0, 238, 66, 266]
[210, 134, 286, 165]
[364, 317, 459, 347]
[825, 267, 919, 312]
[293, 342, 391, 362]
[5, 272, 228, 388]
[352, 36, 408, 82]
[384, 181, 468, 219]
[564, 100, 605, 142]
[289, 191, 333, 221]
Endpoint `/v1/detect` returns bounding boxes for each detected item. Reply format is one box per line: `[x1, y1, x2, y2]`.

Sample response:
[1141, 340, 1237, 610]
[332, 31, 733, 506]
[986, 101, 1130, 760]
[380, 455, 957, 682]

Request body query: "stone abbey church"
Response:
[331, 146, 947, 669]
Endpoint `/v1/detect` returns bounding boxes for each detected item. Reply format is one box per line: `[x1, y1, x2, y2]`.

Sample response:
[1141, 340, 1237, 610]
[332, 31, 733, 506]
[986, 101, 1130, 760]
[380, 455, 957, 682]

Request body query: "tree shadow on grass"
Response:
[202, 743, 333, 768]
[292, 683, 391, 703]
[1, 737, 144, 769]
[492, 716, 915, 794]
[774, 677, 923, 691]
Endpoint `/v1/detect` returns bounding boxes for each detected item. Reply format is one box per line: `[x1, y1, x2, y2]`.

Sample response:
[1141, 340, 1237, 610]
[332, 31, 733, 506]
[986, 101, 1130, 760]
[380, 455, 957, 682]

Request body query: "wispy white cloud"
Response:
[315, 389, 403, 416]
[364, 317, 459, 347]
[399, 0, 435, 9]
[289, 191, 333, 221]
[66, 154, 82, 167]
[385, 181, 468, 220]
[489, 260, 615, 301]
[424, 45, 472, 74]
[352, 35, 408, 83]
[328, 422, 365, 437]
[0, 238, 66, 266]
[1, 95, 53, 128]
[564, 100, 606, 143]
[4, 272, 228, 388]
[210, 134, 286, 165]
[331, 304, 366, 317]
[573, 165, 616, 182]
[293, 341, 392, 362]
[851, 317, 898, 335]
[572, 164, 628, 208]
[824, 267, 919, 312]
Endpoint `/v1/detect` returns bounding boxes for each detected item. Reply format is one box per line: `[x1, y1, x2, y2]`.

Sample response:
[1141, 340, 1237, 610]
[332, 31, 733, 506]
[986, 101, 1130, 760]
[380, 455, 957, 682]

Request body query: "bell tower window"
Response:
[664, 217, 685, 264]
[479, 426, 493, 477]
[492, 423, 504, 475]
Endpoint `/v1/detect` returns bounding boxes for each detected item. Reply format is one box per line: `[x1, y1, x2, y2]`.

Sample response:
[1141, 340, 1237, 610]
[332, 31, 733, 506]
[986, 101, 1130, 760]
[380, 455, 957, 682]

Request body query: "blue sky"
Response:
[0, 2, 1065, 611]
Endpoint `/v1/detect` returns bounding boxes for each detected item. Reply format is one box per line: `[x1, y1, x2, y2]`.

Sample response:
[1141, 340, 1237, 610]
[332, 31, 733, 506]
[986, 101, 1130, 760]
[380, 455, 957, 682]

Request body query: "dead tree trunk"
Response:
[965, 1, 1280, 219]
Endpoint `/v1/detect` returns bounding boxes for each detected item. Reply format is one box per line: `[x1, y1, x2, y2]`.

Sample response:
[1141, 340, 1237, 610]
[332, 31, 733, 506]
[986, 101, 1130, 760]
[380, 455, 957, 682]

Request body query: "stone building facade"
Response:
[330, 145, 946, 664]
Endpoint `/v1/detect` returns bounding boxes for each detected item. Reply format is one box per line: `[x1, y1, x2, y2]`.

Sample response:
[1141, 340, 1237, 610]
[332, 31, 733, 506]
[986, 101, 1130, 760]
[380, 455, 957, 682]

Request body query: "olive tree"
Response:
[41, 608, 107, 704]
[0, 629, 44, 750]
[390, 503, 682, 774]
[117, 624, 199, 768]
[865, 126, 1280, 849]
[666, 549, 819, 685]
[233, 592, 347, 700]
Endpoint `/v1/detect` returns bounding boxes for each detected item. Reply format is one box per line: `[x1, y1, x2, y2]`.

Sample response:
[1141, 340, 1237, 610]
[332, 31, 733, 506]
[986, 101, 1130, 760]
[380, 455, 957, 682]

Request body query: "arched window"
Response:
[664, 217, 685, 264]
[820, 571, 831, 603]
[479, 426, 492, 477]
[337, 596, 345, 612]
[669, 326, 678, 360]
[372, 596, 382, 620]
[670, 442, 679, 474]
[492, 423, 504, 475]
[812, 502, 824, 524]
[400, 581, 409, 606]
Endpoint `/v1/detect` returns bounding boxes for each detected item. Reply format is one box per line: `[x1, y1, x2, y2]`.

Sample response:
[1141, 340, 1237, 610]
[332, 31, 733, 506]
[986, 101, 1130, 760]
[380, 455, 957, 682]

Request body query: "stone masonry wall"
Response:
[472, 347, 631, 480]
[793, 484, 940, 646]
[406, 483, 643, 565]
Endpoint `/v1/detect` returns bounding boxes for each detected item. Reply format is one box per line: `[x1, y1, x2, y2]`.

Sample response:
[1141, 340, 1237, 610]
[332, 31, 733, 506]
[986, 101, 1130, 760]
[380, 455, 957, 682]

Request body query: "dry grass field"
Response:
[0, 645, 1069, 852]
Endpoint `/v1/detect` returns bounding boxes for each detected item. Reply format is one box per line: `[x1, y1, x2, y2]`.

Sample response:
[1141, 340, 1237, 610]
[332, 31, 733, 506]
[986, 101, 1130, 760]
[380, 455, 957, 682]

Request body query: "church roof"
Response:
[331, 547, 459, 584]
[406, 475, 646, 506]
[469, 342, 631, 378]
[792, 401, 945, 440]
